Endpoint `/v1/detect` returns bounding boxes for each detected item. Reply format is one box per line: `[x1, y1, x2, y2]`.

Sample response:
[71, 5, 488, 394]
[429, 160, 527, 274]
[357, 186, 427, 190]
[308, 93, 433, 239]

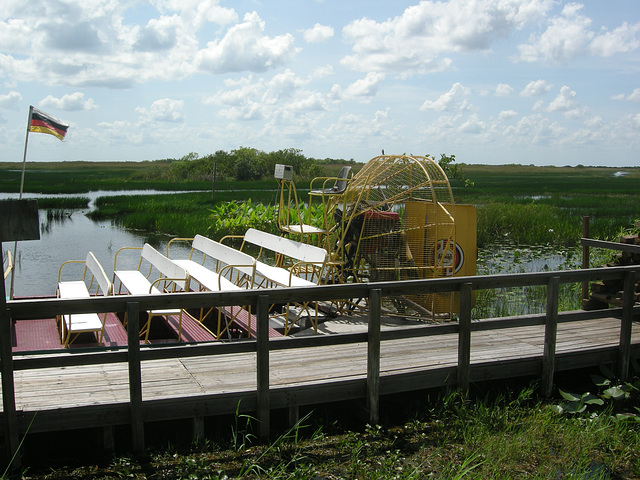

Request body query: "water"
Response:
[0, 189, 198, 208]
[477, 242, 583, 275]
[3, 191, 598, 301]
[2, 191, 195, 298]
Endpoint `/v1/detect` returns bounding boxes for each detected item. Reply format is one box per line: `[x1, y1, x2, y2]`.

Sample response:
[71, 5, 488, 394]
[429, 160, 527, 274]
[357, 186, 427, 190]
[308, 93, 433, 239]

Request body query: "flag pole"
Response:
[8, 106, 34, 299]
[19, 106, 33, 198]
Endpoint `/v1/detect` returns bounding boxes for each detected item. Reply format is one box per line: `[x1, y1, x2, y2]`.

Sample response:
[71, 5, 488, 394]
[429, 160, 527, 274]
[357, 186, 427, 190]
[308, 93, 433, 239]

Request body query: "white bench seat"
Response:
[113, 243, 189, 342]
[166, 235, 257, 338]
[171, 260, 241, 292]
[222, 228, 329, 335]
[57, 252, 112, 347]
[281, 224, 326, 235]
[58, 281, 103, 334]
[113, 270, 163, 296]
[253, 261, 315, 288]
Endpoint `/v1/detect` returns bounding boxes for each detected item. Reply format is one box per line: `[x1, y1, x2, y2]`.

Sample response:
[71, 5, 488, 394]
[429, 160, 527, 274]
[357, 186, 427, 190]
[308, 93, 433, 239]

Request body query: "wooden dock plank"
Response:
[2, 315, 639, 437]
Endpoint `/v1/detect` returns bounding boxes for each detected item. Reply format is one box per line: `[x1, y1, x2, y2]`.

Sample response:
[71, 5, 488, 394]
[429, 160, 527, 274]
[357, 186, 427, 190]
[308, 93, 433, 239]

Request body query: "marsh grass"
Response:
[455, 164, 640, 246]
[0, 161, 277, 194]
[88, 193, 279, 239]
[36, 197, 90, 209]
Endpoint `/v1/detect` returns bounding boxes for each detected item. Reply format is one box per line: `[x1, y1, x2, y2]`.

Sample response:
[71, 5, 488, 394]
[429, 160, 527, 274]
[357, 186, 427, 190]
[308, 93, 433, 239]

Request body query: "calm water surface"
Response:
[2, 191, 193, 298]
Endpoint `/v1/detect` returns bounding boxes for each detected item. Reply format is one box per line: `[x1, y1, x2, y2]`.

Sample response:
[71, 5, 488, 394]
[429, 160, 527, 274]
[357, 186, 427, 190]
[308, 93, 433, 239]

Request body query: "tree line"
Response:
[137, 148, 356, 182]
[132, 148, 470, 189]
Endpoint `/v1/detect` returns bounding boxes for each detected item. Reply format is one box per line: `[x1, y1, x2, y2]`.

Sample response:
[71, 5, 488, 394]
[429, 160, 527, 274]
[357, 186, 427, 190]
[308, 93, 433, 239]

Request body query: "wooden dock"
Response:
[1, 266, 639, 468]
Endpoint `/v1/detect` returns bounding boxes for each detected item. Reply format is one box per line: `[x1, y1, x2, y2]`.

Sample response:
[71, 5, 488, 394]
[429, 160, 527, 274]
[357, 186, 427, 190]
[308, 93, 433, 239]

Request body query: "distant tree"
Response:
[264, 148, 306, 177]
[233, 147, 265, 180]
[436, 153, 474, 187]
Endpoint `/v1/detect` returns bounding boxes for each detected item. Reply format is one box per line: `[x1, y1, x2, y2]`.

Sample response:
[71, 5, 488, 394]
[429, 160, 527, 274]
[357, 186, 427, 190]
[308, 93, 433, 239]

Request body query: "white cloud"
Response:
[521, 79, 552, 97]
[206, 75, 265, 106]
[136, 98, 184, 123]
[584, 116, 603, 128]
[547, 86, 577, 112]
[0, 18, 31, 54]
[39, 92, 97, 111]
[0, 1, 241, 87]
[0, 90, 22, 109]
[262, 69, 308, 104]
[509, 114, 567, 145]
[133, 16, 180, 52]
[341, 0, 552, 74]
[420, 83, 470, 112]
[205, 70, 327, 123]
[150, 0, 238, 27]
[518, 3, 640, 64]
[530, 86, 588, 119]
[499, 110, 518, 120]
[289, 92, 327, 111]
[0, 1, 198, 87]
[590, 22, 640, 57]
[612, 88, 640, 102]
[495, 83, 513, 96]
[195, 11, 298, 74]
[302, 23, 334, 43]
[311, 64, 334, 78]
[343, 72, 385, 99]
[325, 109, 399, 146]
[459, 114, 486, 134]
[518, 3, 593, 63]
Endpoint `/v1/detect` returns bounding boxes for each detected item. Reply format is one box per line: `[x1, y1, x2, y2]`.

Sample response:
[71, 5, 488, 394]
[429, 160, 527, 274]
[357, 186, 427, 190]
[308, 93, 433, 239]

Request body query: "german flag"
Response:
[29, 107, 69, 141]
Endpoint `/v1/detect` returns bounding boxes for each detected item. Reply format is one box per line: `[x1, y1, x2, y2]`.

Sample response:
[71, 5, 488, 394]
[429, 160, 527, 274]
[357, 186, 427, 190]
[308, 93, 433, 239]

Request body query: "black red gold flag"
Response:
[29, 107, 69, 141]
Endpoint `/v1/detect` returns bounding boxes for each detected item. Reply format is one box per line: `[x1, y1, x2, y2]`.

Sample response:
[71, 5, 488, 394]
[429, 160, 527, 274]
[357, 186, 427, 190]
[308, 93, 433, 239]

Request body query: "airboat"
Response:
[275, 153, 477, 322]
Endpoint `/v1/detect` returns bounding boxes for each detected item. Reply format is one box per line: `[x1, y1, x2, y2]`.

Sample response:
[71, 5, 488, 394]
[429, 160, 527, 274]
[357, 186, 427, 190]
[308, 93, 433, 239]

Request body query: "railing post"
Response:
[367, 288, 381, 425]
[256, 295, 270, 439]
[541, 276, 560, 397]
[0, 303, 19, 472]
[618, 270, 636, 381]
[457, 282, 473, 391]
[581, 216, 590, 304]
[126, 302, 144, 453]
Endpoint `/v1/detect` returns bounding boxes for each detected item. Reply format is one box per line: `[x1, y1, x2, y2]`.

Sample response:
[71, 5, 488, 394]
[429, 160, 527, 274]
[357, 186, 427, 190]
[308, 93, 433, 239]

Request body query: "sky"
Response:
[1, 0, 640, 167]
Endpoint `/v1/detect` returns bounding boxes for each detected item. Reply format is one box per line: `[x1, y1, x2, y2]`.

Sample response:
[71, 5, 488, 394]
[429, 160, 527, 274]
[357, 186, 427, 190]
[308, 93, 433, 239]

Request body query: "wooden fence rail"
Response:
[2, 266, 639, 468]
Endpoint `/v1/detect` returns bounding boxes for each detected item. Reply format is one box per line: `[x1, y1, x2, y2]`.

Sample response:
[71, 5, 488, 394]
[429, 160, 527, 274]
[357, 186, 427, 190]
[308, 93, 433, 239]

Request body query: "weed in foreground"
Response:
[16, 380, 640, 479]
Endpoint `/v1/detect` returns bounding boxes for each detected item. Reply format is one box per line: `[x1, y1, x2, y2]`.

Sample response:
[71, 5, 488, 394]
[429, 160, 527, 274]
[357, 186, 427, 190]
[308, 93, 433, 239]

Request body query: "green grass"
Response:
[20, 378, 640, 479]
[36, 197, 90, 209]
[454, 164, 640, 246]
[0, 161, 278, 194]
[88, 194, 280, 239]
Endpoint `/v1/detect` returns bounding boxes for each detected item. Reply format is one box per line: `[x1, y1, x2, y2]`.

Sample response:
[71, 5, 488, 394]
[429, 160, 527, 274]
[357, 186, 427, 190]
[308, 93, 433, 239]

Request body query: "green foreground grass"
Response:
[21, 374, 640, 480]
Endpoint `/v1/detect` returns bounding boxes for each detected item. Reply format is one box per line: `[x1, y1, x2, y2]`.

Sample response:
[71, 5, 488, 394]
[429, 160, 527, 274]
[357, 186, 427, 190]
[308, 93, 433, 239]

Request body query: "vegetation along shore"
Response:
[1, 150, 638, 245]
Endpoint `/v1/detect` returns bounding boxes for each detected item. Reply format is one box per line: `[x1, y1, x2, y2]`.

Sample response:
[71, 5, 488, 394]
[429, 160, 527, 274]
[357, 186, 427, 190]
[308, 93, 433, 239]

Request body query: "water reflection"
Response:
[477, 242, 582, 275]
[2, 191, 195, 298]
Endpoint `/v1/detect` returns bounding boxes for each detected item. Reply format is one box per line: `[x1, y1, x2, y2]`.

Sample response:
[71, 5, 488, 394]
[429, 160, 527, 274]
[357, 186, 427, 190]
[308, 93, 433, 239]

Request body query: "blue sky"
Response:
[1, 0, 639, 166]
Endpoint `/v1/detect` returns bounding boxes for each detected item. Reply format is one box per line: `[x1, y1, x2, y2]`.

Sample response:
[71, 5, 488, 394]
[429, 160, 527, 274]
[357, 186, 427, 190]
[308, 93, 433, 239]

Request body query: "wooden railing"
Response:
[1, 266, 639, 465]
